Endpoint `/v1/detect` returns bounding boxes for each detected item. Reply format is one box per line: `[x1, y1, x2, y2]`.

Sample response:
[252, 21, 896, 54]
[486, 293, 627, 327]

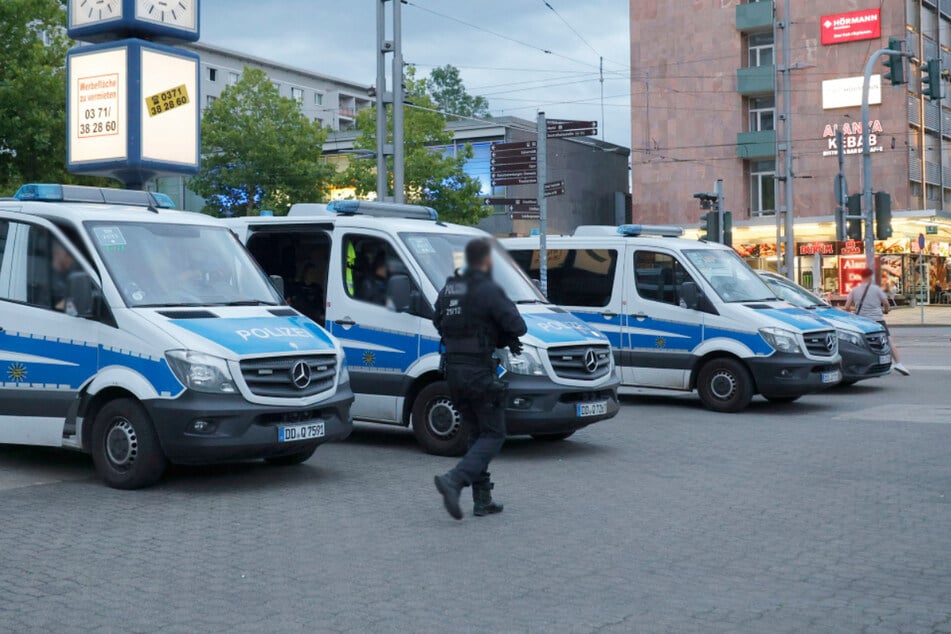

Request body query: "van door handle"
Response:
[601, 311, 616, 319]
[632, 312, 648, 321]
[334, 318, 356, 327]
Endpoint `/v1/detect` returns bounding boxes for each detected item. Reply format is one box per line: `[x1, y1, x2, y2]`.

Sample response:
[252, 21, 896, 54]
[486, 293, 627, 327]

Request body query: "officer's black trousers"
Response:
[445, 363, 506, 487]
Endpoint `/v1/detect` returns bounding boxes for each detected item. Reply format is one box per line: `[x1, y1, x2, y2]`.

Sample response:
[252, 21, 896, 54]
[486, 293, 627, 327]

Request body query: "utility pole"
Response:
[715, 179, 724, 244]
[599, 56, 605, 141]
[374, 0, 405, 202]
[392, 0, 405, 204]
[776, 0, 795, 280]
[537, 111, 548, 297]
[835, 128, 848, 241]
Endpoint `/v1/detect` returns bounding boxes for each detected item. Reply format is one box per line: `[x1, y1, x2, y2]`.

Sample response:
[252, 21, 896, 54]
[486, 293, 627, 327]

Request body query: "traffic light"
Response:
[883, 37, 908, 86]
[722, 211, 733, 247]
[699, 210, 720, 242]
[874, 191, 893, 240]
[846, 193, 863, 241]
[922, 58, 945, 101]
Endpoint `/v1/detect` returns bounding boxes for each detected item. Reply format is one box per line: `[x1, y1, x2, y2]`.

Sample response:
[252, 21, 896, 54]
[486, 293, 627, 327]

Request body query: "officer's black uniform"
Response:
[433, 266, 526, 519]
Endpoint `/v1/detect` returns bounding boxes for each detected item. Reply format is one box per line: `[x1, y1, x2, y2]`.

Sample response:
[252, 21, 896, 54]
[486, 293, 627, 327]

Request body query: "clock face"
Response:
[71, 0, 122, 27]
[135, 0, 197, 31]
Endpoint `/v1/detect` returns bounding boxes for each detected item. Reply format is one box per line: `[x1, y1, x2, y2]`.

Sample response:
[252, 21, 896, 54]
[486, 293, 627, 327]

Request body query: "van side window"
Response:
[634, 251, 696, 307]
[247, 230, 331, 325]
[343, 234, 411, 309]
[0, 224, 79, 312]
[514, 248, 617, 307]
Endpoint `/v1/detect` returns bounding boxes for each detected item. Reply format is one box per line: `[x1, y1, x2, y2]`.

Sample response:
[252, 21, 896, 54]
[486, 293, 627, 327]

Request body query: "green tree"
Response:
[338, 68, 486, 225]
[0, 0, 72, 194]
[190, 67, 331, 216]
[425, 65, 490, 119]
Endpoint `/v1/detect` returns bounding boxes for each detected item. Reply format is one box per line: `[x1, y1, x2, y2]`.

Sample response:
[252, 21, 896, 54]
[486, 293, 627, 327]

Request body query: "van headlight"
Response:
[759, 327, 802, 355]
[166, 350, 237, 393]
[837, 329, 863, 348]
[337, 354, 350, 385]
[497, 345, 546, 376]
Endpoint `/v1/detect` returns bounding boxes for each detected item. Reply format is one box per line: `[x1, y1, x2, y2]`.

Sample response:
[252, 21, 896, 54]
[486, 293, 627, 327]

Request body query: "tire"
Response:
[265, 446, 318, 466]
[411, 381, 470, 457]
[91, 398, 167, 490]
[696, 358, 754, 413]
[531, 432, 575, 442]
[764, 395, 801, 404]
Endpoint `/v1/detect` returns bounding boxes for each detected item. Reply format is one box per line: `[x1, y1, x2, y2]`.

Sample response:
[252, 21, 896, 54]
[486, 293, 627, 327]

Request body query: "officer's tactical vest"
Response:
[440, 274, 493, 356]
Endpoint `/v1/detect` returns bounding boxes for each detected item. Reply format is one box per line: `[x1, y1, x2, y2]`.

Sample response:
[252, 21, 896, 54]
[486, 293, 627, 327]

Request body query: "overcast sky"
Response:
[202, 0, 632, 147]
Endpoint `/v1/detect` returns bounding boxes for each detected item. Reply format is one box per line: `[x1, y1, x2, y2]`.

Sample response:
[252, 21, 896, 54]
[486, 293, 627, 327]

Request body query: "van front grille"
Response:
[803, 330, 837, 357]
[240, 354, 336, 398]
[547, 345, 612, 380]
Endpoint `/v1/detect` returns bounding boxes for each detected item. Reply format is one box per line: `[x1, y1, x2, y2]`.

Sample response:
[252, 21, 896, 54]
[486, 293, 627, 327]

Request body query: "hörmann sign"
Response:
[820, 9, 881, 46]
[822, 120, 884, 157]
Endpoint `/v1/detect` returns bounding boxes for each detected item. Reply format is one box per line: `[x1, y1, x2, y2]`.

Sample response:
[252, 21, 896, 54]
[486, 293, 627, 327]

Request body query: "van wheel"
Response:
[697, 358, 754, 413]
[411, 381, 470, 457]
[91, 398, 167, 489]
[265, 446, 318, 466]
[531, 432, 575, 441]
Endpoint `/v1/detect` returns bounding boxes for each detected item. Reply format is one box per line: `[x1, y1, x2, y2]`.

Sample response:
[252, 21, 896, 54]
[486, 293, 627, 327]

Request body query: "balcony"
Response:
[737, 65, 775, 95]
[735, 1, 774, 32]
[736, 129, 776, 159]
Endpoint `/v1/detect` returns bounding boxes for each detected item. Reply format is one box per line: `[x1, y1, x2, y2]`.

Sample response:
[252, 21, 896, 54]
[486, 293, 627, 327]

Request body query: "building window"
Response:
[750, 160, 775, 214]
[272, 81, 281, 93]
[748, 32, 774, 67]
[208, 68, 217, 82]
[291, 87, 304, 103]
[315, 118, 324, 127]
[228, 72, 239, 85]
[315, 92, 324, 106]
[749, 96, 775, 131]
[207, 95, 217, 107]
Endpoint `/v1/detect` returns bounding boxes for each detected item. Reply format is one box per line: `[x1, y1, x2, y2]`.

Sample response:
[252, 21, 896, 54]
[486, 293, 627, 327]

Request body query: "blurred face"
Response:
[52, 244, 75, 273]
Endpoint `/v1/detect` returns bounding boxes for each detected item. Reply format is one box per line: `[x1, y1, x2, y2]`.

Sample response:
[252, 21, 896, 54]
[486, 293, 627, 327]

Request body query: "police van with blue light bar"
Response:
[226, 200, 620, 456]
[0, 185, 353, 488]
[503, 225, 843, 412]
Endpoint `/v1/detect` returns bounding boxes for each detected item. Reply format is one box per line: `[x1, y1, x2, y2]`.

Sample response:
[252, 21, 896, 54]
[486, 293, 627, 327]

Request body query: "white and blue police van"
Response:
[503, 225, 843, 412]
[226, 201, 620, 456]
[0, 185, 353, 489]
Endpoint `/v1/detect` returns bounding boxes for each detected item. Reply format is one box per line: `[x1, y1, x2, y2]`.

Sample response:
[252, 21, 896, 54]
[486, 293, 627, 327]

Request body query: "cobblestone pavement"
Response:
[0, 328, 949, 633]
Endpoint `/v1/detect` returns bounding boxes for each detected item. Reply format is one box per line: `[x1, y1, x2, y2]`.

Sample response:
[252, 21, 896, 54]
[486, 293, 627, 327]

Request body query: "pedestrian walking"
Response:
[845, 267, 910, 376]
[432, 238, 527, 520]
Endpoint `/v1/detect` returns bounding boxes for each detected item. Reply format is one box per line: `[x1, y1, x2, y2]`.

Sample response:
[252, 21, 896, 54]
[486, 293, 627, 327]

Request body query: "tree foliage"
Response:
[190, 67, 332, 216]
[0, 0, 72, 194]
[425, 65, 490, 119]
[338, 68, 487, 226]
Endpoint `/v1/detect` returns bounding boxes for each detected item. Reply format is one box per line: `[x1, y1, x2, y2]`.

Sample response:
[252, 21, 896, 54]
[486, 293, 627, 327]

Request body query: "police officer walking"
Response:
[433, 238, 527, 520]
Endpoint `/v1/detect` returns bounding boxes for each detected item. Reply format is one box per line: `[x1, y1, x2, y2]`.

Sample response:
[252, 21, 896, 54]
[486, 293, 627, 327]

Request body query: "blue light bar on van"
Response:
[14, 184, 175, 209]
[325, 199, 438, 221]
[617, 224, 684, 238]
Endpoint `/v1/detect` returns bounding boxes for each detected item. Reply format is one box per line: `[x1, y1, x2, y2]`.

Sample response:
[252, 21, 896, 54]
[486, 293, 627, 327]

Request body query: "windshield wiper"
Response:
[214, 300, 279, 306]
[516, 299, 547, 305]
[137, 302, 209, 308]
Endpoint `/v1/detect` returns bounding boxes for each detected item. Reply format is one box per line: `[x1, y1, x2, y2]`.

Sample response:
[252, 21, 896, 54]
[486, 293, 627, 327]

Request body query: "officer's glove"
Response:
[508, 339, 524, 356]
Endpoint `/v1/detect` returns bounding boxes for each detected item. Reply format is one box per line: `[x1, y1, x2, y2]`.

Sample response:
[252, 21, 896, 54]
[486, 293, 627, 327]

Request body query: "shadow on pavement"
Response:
[160, 459, 340, 494]
[618, 393, 838, 416]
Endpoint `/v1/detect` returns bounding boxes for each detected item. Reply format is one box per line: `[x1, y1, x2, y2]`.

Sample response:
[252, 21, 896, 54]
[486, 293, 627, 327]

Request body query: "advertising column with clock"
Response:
[66, 0, 201, 189]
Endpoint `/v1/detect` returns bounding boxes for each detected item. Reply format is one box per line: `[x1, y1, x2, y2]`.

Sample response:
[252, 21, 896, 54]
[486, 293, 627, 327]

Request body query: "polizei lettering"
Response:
[235, 327, 315, 341]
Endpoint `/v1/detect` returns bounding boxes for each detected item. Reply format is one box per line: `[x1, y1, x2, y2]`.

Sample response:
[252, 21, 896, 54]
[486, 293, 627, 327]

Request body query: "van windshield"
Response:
[400, 232, 547, 304]
[682, 248, 779, 303]
[86, 221, 281, 308]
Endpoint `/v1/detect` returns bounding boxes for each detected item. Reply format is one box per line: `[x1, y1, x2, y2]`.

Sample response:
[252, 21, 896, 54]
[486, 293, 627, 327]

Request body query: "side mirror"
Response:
[387, 274, 413, 313]
[680, 281, 701, 310]
[68, 271, 97, 317]
[413, 292, 435, 320]
[269, 275, 285, 299]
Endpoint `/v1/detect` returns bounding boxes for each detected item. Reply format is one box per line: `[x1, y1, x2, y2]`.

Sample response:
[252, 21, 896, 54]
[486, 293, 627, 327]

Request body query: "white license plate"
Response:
[879, 355, 892, 365]
[278, 422, 325, 443]
[821, 370, 841, 384]
[576, 401, 608, 417]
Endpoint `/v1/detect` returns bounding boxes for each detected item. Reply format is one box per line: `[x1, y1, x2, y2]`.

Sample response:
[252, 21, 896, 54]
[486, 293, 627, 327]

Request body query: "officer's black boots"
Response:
[473, 482, 503, 517]
[434, 473, 464, 520]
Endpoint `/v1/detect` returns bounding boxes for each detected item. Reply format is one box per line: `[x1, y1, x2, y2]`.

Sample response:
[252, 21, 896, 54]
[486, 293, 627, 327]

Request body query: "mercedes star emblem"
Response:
[825, 334, 836, 352]
[583, 349, 600, 373]
[290, 360, 313, 389]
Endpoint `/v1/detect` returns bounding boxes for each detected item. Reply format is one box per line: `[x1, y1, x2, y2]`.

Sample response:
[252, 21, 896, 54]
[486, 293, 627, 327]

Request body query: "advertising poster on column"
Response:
[68, 47, 128, 165]
[140, 48, 199, 169]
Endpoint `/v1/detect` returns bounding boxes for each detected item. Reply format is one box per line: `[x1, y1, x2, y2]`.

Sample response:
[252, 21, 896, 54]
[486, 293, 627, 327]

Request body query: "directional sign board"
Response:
[483, 197, 537, 206]
[490, 139, 539, 185]
[547, 119, 598, 139]
[492, 175, 538, 186]
[491, 140, 537, 152]
[544, 180, 565, 197]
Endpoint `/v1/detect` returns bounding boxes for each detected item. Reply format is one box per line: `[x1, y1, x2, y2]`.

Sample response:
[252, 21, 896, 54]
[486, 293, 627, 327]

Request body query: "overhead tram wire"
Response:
[403, 0, 602, 71]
